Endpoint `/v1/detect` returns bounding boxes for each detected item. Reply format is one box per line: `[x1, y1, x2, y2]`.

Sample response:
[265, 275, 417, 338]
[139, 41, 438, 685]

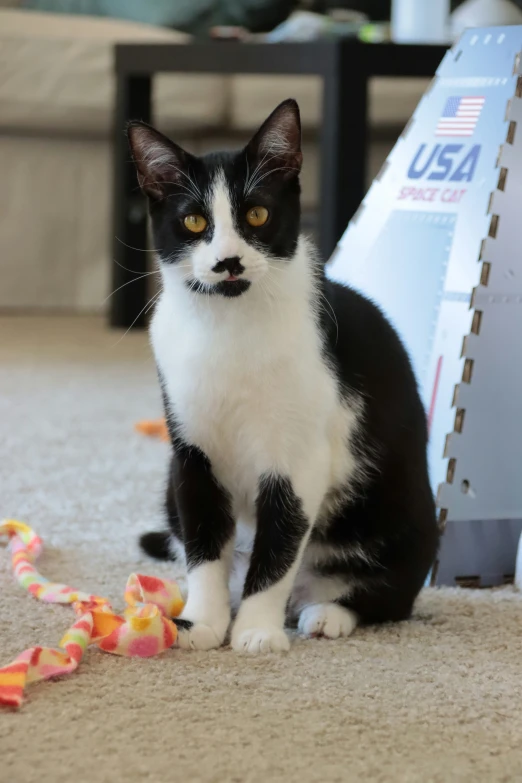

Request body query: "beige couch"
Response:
[0, 7, 430, 312]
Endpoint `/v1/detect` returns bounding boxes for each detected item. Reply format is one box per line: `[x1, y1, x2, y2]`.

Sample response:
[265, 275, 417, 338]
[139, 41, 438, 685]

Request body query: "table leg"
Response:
[319, 44, 368, 263]
[110, 73, 152, 328]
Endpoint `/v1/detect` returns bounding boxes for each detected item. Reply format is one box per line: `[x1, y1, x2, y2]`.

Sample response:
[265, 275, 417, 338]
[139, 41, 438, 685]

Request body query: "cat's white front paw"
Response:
[298, 603, 357, 639]
[231, 625, 290, 654]
[175, 620, 224, 651]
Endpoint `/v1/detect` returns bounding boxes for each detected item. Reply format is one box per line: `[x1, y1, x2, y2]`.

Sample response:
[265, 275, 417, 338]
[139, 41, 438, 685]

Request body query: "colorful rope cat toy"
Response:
[0, 519, 184, 709]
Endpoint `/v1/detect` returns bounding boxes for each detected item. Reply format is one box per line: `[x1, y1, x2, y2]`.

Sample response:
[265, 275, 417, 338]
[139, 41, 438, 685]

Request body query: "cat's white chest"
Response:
[150, 288, 357, 504]
[157, 306, 309, 484]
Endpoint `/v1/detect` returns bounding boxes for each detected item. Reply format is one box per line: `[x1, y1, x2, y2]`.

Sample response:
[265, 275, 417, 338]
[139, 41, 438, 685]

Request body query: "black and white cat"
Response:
[129, 99, 439, 654]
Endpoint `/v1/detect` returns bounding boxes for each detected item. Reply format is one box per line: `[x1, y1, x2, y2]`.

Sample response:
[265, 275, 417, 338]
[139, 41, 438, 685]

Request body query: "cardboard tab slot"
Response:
[454, 408, 465, 433]
[471, 310, 483, 335]
[489, 215, 499, 238]
[462, 358, 474, 384]
[480, 262, 491, 287]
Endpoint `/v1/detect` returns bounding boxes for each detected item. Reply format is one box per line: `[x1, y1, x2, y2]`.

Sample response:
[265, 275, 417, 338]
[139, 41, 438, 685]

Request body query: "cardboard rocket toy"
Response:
[328, 27, 522, 586]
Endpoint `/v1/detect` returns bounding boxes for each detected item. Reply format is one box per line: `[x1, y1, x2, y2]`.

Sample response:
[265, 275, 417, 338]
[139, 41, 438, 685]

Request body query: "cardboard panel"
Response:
[327, 26, 521, 499]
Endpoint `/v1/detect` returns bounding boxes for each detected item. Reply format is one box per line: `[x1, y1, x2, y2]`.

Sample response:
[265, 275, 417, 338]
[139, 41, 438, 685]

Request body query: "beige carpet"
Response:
[1, 316, 522, 783]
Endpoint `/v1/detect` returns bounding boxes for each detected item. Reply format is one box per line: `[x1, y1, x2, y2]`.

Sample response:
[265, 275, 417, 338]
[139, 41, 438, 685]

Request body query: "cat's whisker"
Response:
[150, 181, 201, 202]
[257, 277, 274, 318]
[111, 291, 162, 347]
[115, 237, 162, 253]
[264, 272, 287, 298]
[245, 137, 295, 190]
[317, 291, 339, 345]
[167, 186, 202, 204]
[114, 236, 161, 253]
[248, 165, 300, 193]
[101, 270, 161, 307]
[244, 148, 287, 196]
[161, 253, 186, 265]
[243, 147, 273, 195]
[112, 257, 160, 276]
[167, 164, 202, 194]
[244, 154, 250, 195]
[244, 142, 285, 194]
[259, 275, 287, 333]
[169, 262, 193, 270]
[130, 159, 202, 199]
[136, 177, 201, 203]
[265, 263, 287, 277]
[143, 290, 162, 317]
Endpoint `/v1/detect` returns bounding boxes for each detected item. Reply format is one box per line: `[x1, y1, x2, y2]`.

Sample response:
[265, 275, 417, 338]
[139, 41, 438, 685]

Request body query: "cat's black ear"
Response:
[245, 99, 303, 180]
[127, 122, 190, 201]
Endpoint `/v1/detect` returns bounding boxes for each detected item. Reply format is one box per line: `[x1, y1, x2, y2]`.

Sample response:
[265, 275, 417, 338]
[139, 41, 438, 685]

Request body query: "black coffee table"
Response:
[112, 39, 448, 328]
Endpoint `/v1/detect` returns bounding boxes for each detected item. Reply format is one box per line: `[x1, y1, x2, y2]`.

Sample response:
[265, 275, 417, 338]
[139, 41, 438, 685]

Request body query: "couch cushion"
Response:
[0, 9, 228, 134]
[229, 74, 432, 132]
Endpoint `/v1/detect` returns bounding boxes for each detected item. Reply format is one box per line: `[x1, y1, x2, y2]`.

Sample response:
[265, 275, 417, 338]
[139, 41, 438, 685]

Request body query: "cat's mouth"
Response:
[186, 278, 251, 298]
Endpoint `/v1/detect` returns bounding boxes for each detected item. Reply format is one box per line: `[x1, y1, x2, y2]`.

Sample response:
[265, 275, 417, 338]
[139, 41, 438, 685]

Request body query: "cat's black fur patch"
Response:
[173, 618, 194, 631]
[307, 280, 439, 623]
[139, 530, 173, 561]
[242, 475, 309, 599]
[170, 437, 235, 570]
[186, 278, 251, 298]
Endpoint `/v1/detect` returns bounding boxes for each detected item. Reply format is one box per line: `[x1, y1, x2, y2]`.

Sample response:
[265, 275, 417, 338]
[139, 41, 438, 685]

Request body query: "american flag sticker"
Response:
[436, 96, 485, 137]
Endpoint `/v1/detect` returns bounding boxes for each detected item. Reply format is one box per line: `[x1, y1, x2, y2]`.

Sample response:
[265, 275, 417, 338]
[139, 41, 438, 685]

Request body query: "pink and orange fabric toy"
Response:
[0, 519, 184, 709]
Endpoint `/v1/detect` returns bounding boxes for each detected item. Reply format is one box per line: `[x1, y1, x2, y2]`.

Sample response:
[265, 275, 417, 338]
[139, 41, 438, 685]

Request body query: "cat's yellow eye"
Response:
[183, 214, 207, 233]
[246, 206, 269, 227]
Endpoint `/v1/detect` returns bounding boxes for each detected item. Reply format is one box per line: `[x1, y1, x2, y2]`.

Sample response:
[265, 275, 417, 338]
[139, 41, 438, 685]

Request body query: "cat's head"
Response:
[127, 99, 302, 299]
